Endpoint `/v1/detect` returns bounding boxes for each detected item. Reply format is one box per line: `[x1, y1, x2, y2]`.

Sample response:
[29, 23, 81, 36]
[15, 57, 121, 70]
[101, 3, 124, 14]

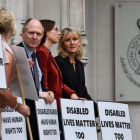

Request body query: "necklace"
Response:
[71, 61, 76, 64]
[71, 62, 76, 71]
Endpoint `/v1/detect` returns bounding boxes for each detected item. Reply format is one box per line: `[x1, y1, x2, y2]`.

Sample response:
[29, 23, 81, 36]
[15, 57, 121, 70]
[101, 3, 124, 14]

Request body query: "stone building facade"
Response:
[0, 0, 140, 139]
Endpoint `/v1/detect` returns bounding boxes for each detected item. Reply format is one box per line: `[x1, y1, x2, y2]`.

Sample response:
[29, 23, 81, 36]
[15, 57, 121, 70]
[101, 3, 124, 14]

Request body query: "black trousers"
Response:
[26, 99, 39, 140]
[58, 109, 64, 140]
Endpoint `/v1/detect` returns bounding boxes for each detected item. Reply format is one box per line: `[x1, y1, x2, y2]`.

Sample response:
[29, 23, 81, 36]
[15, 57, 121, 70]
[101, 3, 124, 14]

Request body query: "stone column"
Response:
[4, 0, 27, 45]
[60, 0, 69, 30]
[27, 0, 35, 18]
[80, 31, 89, 65]
[69, 0, 89, 65]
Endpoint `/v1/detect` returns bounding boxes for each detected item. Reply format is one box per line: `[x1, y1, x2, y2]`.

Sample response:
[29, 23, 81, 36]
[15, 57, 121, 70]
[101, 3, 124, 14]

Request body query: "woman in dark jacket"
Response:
[55, 27, 98, 117]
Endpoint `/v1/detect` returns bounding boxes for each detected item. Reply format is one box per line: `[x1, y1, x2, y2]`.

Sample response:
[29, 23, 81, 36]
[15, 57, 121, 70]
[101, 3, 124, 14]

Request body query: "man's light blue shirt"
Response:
[22, 41, 42, 92]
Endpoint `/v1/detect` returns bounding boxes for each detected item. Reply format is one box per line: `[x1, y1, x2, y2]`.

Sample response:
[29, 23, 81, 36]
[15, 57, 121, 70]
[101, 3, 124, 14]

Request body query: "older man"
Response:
[17, 18, 54, 140]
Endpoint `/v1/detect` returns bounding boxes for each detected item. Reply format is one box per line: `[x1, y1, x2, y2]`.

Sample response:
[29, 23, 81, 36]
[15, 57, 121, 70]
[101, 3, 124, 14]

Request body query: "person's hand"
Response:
[27, 59, 34, 67]
[78, 97, 87, 100]
[15, 103, 30, 117]
[70, 93, 87, 100]
[40, 91, 54, 104]
[48, 91, 54, 104]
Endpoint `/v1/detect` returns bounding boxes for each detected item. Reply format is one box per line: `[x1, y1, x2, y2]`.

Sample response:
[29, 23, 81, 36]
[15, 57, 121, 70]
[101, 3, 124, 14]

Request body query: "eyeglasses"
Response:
[53, 27, 59, 32]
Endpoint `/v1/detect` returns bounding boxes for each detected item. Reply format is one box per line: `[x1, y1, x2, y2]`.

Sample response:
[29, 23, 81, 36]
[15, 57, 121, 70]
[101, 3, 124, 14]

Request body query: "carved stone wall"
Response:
[0, 0, 88, 65]
[0, 0, 27, 44]
[69, 0, 88, 65]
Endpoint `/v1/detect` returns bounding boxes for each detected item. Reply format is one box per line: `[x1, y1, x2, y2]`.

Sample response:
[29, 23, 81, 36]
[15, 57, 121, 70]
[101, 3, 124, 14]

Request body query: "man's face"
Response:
[22, 19, 44, 51]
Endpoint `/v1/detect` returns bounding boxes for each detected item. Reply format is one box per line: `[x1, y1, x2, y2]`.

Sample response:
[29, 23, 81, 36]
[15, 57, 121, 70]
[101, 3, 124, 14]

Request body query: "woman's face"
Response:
[63, 33, 80, 55]
[47, 24, 61, 44]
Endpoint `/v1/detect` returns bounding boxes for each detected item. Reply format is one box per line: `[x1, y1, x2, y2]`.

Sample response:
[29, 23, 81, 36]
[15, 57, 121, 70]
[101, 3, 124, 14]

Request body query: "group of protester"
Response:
[0, 7, 98, 140]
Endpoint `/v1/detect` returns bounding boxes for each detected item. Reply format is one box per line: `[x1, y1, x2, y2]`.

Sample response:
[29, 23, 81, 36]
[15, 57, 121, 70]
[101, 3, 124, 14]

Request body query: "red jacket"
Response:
[36, 45, 75, 109]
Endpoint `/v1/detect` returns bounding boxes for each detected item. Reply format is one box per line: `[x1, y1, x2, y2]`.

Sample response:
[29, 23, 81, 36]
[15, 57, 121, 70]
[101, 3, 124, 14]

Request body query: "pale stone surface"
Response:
[86, 50, 92, 75]
[97, 1, 115, 11]
[129, 111, 140, 140]
[85, 25, 91, 51]
[85, 0, 140, 139]
[50, 44, 58, 57]
[35, 0, 60, 23]
[85, 75, 92, 98]
[4, 0, 27, 44]
[98, 75, 115, 100]
[27, 0, 35, 18]
[98, 50, 114, 76]
[97, 10, 114, 27]
[60, 0, 69, 29]
[97, 26, 114, 51]
[91, 26, 98, 51]
[69, 0, 84, 31]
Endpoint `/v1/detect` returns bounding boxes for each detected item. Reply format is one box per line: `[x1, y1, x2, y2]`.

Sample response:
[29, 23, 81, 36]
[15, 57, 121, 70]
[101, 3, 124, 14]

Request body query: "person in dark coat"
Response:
[55, 27, 98, 117]
[17, 18, 54, 140]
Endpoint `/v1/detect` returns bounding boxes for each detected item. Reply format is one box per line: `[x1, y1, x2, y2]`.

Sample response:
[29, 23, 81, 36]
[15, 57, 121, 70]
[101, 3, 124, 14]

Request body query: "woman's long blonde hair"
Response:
[57, 27, 83, 60]
[0, 7, 16, 35]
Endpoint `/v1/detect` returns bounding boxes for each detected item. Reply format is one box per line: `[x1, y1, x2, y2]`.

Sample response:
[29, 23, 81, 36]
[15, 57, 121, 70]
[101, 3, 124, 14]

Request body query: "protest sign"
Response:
[98, 101, 133, 140]
[35, 99, 60, 140]
[0, 34, 7, 89]
[1, 97, 27, 140]
[10, 45, 38, 101]
[60, 98, 98, 140]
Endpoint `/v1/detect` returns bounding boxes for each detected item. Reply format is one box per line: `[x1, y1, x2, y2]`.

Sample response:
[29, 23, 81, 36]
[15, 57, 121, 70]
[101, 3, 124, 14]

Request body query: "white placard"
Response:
[0, 34, 7, 89]
[1, 97, 27, 140]
[98, 101, 133, 140]
[10, 45, 38, 101]
[35, 99, 60, 140]
[60, 98, 98, 140]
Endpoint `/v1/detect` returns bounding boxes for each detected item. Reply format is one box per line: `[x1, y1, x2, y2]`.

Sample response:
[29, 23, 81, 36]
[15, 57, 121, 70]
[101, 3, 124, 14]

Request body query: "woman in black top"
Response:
[55, 27, 98, 117]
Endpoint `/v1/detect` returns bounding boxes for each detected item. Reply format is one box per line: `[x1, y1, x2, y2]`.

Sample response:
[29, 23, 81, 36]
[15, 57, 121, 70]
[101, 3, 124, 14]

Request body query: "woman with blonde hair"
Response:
[0, 7, 30, 137]
[55, 27, 98, 117]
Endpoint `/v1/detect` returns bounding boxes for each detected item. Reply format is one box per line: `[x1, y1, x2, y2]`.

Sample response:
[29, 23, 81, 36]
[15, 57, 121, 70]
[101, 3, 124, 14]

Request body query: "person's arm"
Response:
[0, 89, 17, 108]
[2, 51, 30, 117]
[70, 93, 86, 100]
[40, 91, 54, 104]
[63, 84, 86, 100]
[37, 50, 54, 104]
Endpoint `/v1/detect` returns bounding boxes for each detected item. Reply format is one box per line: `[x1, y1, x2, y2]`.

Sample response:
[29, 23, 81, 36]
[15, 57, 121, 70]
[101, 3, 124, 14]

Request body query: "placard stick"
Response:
[16, 64, 33, 140]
